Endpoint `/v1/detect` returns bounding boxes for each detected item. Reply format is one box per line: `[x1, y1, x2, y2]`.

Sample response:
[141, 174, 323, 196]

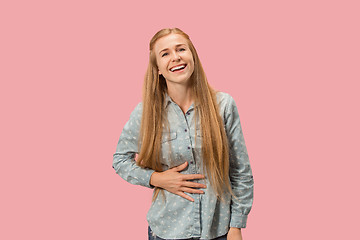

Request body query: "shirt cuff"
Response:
[229, 215, 248, 228]
[141, 168, 156, 189]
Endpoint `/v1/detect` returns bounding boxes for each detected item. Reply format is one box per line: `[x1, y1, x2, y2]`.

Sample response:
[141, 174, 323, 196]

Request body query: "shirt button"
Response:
[187, 146, 190, 149]
[185, 129, 187, 132]
[187, 112, 190, 115]
[190, 161, 194, 164]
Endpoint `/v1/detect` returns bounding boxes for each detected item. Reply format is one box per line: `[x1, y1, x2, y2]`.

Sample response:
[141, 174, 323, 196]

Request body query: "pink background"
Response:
[1, 0, 359, 239]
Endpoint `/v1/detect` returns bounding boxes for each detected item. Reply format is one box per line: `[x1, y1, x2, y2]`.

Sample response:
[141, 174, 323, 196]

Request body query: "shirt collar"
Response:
[163, 92, 198, 111]
[164, 92, 173, 108]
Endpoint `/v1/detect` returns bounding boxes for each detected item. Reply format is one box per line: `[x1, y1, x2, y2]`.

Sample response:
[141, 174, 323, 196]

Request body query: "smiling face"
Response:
[153, 33, 195, 87]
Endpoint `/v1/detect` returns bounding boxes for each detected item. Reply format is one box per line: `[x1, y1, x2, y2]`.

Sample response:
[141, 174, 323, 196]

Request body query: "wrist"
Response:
[150, 172, 159, 187]
[230, 227, 241, 231]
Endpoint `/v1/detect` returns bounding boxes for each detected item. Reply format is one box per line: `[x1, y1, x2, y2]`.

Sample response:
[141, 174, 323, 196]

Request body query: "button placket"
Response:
[176, 104, 196, 173]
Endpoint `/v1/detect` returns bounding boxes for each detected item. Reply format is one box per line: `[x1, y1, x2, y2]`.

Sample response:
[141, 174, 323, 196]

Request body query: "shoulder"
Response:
[134, 102, 143, 112]
[215, 91, 236, 111]
[128, 102, 143, 120]
[215, 91, 240, 127]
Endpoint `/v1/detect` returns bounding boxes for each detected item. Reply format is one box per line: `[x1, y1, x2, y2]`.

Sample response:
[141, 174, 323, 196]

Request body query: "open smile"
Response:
[169, 64, 187, 73]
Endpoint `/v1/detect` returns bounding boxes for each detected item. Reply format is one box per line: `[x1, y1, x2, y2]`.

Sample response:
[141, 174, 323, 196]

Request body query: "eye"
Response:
[161, 52, 168, 57]
[178, 48, 185, 52]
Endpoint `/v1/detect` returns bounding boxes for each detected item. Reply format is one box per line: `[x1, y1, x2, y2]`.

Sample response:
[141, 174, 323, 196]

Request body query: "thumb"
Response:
[172, 161, 188, 172]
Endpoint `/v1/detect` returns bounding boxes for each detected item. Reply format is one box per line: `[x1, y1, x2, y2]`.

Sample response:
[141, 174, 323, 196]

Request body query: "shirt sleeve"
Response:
[224, 95, 254, 228]
[112, 102, 155, 189]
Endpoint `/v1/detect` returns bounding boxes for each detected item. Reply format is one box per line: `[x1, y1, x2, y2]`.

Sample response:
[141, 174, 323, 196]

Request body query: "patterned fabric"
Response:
[148, 226, 228, 240]
[113, 92, 254, 239]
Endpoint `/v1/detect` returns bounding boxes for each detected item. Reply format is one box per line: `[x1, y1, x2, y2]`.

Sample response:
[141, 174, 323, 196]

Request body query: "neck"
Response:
[166, 83, 193, 114]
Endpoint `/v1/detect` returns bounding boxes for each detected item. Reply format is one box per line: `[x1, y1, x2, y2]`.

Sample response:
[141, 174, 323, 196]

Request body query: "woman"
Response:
[112, 28, 254, 240]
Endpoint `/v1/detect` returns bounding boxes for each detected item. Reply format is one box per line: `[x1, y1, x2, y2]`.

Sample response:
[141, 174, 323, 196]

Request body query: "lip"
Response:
[169, 63, 187, 72]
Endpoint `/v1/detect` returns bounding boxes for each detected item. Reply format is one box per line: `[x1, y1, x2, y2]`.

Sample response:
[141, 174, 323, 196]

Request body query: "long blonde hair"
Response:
[137, 28, 234, 202]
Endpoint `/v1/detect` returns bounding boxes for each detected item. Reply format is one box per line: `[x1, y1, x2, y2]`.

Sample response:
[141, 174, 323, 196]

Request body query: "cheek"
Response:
[188, 56, 194, 68]
[158, 60, 168, 70]
[189, 59, 195, 71]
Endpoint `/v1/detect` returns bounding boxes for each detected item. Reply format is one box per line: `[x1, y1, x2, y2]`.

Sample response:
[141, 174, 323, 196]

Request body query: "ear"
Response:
[158, 69, 162, 75]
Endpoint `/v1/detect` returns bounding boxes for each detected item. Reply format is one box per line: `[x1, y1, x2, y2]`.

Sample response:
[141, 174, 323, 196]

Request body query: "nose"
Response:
[171, 51, 181, 61]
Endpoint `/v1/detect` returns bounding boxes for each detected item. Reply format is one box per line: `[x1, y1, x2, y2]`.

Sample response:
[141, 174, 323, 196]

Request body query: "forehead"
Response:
[154, 33, 189, 52]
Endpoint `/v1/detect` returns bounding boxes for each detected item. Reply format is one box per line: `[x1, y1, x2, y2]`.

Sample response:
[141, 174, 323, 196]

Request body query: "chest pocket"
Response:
[161, 132, 178, 168]
[162, 132, 177, 143]
[192, 131, 202, 149]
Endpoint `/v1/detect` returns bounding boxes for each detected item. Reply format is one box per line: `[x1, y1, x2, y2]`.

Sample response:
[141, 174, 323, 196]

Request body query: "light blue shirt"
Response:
[113, 92, 254, 239]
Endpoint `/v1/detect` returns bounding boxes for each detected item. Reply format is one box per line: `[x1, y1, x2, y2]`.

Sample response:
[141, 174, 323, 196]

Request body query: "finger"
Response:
[182, 174, 206, 180]
[176, 191, 194, 202]
[180, 187, 205, 194]
[171, 161, 188, 172]
[182, 181, 207, 189]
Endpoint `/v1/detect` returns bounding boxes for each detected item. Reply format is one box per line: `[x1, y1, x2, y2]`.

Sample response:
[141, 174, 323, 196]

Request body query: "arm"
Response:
[149, 161, 207, 202]
[112, 103, 155, 188]
[228, 227, 243, 240]
[113, 103, 207, 194]
[224, 95, 254, 229]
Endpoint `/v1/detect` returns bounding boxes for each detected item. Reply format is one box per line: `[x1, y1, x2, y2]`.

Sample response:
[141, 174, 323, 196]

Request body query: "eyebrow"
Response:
[159, 44, 187, 55]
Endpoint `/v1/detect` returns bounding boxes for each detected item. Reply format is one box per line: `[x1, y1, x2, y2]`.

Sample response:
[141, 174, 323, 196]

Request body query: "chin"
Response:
[166, 77, 191, 85]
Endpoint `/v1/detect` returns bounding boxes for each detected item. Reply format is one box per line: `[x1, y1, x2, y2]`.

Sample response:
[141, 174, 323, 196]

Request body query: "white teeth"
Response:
[170, 64, 186, 72]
